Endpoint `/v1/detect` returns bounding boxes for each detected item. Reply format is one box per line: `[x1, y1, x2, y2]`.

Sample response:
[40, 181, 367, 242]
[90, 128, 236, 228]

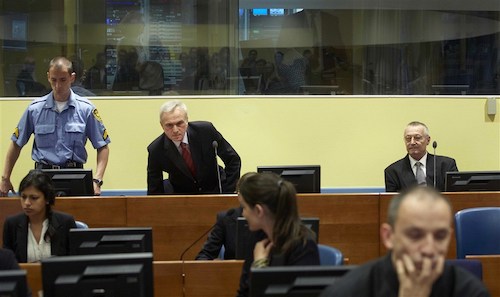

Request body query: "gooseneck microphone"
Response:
[179, 208, 236, 260]
[433, 141, 438, 188]
[180, 208, 235, 297]
[212, 141, 222, 194]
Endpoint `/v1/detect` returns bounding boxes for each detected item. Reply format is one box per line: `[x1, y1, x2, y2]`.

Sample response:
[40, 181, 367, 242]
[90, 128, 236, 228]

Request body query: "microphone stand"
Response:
[180, 224, 217, 297]
[212, 141, 222, 194]
[433, 141, 437, 188]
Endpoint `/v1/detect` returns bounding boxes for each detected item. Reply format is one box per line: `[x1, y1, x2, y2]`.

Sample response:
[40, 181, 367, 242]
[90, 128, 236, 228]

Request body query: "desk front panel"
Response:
[297, 194, 380, 264]
[126, 195, 239, 260]
[20, 260, 244, 297]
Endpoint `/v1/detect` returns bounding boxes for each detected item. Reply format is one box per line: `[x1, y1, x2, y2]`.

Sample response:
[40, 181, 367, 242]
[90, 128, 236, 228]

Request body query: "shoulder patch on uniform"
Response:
[13, 127, 19, 139]
[93, 109, 103, 122]
[103, 129, 109, 140]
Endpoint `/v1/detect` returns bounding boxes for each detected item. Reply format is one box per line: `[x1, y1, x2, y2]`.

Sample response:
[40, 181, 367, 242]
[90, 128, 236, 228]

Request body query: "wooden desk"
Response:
[20, 260, 243, 297]
[19, 263, 41, 297]
[466, 255, 500, 297]
[4, 192, 500, 264]
[55, 197, 128, 227]
[297, 194, 380, 264]
[126, 195, 239, 261]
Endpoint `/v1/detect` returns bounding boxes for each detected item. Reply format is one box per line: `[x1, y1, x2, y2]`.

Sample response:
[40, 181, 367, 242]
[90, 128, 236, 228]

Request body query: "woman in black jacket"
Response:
[3, 170, 76, 263]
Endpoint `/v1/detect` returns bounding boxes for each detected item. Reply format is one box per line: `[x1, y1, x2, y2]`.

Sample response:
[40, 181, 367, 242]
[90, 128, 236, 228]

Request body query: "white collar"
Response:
[173, 133, 189, 149]
[409, 152, 428, 168]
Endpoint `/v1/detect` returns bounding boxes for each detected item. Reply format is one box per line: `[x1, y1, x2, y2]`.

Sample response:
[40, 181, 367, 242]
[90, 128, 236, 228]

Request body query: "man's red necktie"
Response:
[180, 143, 196, 176]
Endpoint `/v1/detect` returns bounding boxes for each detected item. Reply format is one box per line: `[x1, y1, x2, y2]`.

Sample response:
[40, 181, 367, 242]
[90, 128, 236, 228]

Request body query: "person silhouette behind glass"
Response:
[16, 56, 48, 97]
[85, 52, 107, 90]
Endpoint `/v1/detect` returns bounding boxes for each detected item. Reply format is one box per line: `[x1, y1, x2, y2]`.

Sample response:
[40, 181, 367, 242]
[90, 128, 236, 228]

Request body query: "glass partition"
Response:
[1, 0, 499, 96]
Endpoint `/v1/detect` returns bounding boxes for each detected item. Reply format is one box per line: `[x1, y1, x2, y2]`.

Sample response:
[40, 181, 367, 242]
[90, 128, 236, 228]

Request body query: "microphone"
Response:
[180, 208, 236, 297]
[212, 141, 222, 194]
[433, 141, 438, 188]
[179, 208, 236, 260]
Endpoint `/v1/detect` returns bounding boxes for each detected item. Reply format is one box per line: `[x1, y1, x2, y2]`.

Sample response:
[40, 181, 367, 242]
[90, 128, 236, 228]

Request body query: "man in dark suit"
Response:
[147, 100, 241, 194]
[195, 207, 241, 260]
[0, 248, 21, 270]
[320, 186, 489, 297]
[385, 121, 458, 192]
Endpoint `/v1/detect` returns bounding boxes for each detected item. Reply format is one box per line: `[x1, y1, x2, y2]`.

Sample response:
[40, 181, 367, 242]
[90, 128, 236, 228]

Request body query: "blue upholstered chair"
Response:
[75, 220, 89, 229]
[446, 259, 483, 280]
[218, 245, 226, 259]
[318, 244, 344, 266]
[454, 207, 500, 259]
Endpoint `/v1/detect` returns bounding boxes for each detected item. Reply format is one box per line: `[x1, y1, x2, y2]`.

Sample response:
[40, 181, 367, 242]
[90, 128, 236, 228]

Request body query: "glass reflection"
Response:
[0, 1, 498, 96]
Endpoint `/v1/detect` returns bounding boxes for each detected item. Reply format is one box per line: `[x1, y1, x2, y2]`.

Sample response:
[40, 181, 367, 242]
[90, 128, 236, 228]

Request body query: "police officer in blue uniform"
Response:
[1, 56, 110, 196]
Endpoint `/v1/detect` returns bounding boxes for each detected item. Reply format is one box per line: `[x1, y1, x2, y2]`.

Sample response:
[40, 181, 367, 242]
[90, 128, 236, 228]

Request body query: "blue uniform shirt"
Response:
[11, 90, 110, 166]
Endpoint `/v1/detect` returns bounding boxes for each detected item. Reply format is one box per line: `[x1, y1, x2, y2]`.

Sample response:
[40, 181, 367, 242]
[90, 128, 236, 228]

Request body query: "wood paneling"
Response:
[126, 195, 239, 261]
[297, 194, 380, 264]
[466, 255, 500, 297]
[3, 192, 500, 265]
[20, 260, 243, 297]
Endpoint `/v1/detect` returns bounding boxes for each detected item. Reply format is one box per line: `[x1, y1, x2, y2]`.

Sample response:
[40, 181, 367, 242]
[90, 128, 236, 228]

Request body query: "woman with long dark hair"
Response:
[2, 170, 76, 262]
[236, 172, 320, 296]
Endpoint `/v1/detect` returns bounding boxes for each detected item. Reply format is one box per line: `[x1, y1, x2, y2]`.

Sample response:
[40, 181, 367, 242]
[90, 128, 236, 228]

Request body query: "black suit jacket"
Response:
[0, 248, 20, 270]
[147, 121, 241, 194]
[195, 207, 241, 260]
[384, 153, 458, 192]
[2, 211, 77, 263]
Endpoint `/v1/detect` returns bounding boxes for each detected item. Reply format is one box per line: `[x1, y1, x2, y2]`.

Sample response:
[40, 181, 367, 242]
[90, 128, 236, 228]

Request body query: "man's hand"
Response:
[0, 177, 15, 197]
[396, 254, 444, 297]
[93, 182, 101, 196]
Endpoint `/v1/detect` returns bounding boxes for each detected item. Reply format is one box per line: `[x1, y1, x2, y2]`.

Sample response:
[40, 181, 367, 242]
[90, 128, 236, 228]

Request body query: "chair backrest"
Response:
[454, 207, 500, 259]
[75, 220, 89, 229]
[218, 245, 226, 259]
[318, 244, 343, 265]
[446, 259, 483, 280]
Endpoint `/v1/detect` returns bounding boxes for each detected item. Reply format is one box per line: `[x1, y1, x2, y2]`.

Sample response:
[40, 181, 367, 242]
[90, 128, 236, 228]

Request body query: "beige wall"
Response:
[0, 96, 499, 191]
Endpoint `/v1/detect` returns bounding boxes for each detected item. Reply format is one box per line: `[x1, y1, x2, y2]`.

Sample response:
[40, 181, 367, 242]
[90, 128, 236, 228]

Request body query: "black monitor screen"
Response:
[235, 217, 319, 260]
[0, 270, 28, 297]
[69, 228, 153, 255]
[250, 265, 356, 297]
[257, 165, 321, 193]
[445, 171, 500, 191]
[39, 169, 94, 197]
[41, 252, 153, 297]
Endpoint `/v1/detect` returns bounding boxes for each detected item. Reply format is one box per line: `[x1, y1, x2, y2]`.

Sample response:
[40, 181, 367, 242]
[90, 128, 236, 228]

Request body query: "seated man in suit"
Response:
[385, 121, 458, 192]
[320, 186, 490, 297]
[195, 207, 242, 260]
[147, 100, 241, 194]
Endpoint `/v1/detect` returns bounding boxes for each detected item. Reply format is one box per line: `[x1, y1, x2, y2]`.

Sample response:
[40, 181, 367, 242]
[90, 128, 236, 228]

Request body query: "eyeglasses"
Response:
[164, 120, 186, 130]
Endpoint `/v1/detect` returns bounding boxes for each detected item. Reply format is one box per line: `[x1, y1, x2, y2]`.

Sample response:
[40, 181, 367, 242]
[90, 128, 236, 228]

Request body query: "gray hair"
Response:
[406, 121, 430, 136]
[159, 100, 188, 121]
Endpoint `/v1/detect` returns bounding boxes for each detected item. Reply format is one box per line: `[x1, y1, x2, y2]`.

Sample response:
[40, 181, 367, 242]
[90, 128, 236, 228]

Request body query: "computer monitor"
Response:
[39, 169, 94, 196]
[445, 171, 500, 192]
[0, 270, 28, 297]
[41, 252, 153, 297]
[250, 265, 356, 297]
[235, 217, 319, 260]
[257, 165, 321, 193]
[69, 227, 153, 255]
